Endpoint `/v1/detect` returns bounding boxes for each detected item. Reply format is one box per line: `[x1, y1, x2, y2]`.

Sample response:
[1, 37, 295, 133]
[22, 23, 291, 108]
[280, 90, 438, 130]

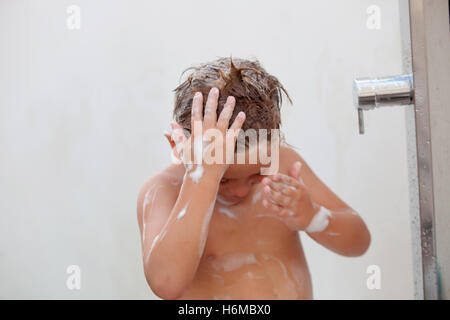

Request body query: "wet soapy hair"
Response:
[173, 57, 292, 141]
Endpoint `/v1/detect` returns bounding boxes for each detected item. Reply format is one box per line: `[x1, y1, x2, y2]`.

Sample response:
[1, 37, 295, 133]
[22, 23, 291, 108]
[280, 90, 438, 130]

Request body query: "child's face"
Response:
[216, 142, 274, 204]
[217, 163, 263, 204]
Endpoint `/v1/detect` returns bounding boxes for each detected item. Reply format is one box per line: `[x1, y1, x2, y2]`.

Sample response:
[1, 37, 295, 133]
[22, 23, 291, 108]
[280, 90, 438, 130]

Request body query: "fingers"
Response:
[267, 173, 301, 189]
[263, 184, 294, 207]
[262, 177, 297, 197]
[191, 92, 203, 132]
[262, 199, 294, 217]
[192, 88, 241, 134]
[203, 87, 219, 129]
[227, 111, 246, 145]
[262, 198, 283, 212]
[217, 96, 236, 131]
[261, 171, 307, 217]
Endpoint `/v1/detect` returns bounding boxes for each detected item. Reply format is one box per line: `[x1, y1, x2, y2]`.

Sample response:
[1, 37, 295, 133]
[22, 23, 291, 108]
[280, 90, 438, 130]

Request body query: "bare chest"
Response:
[184, 197, 312, 299]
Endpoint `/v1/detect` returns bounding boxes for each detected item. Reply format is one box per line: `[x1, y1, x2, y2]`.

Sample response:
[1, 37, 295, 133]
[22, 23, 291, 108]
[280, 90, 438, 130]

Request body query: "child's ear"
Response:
[164, 121, 187, 161]
[164, 130, 181, 161]
[164, 130, 176, 150]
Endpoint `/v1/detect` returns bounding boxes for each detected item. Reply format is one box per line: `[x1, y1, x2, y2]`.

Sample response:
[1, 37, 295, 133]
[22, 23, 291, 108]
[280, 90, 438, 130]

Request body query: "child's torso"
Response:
[178, 183, 313, 300]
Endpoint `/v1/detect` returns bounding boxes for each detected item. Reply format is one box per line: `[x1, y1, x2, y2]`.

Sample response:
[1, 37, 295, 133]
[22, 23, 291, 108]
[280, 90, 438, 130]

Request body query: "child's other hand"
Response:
[261, 161, 319, 230]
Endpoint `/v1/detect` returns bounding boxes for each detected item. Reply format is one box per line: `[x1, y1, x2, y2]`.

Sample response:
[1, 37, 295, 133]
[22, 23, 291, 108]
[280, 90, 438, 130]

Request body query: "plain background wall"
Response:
[0, 0, 414, 299]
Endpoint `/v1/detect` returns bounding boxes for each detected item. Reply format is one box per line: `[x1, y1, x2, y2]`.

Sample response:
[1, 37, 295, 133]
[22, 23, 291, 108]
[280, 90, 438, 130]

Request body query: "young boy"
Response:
[137, 57, 370, 300]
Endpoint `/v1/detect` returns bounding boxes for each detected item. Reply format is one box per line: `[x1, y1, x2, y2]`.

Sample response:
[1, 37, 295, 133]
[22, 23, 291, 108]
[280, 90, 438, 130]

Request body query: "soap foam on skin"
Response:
[146, 228, 168, 263]
[255, 213, 290, 227]
[305, 206, 332, 233]
[282, 185, 297, 192]
[218, 207, 237, 220]
[170, 180, 180, 186]
[304, 206, 357, 233]
[216, 196, 236, 206]
[262, 254, 290, 280]
[206, 272, 226, 288]
[210, 253, 259, 272]
[262, 254, 299, 299]
[210, 273, 225, 283]
[246, 271, 265, 280]
[150, 234, 160, 254]
[177, 202, 190, 220]
[142, 189, 152, 241]
[189, 165, 204, 183]
[252, 190, 262, 204]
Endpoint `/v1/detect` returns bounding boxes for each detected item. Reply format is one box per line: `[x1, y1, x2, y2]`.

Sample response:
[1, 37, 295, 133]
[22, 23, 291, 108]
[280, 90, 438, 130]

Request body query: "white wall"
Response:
[0, 0, 413, 299]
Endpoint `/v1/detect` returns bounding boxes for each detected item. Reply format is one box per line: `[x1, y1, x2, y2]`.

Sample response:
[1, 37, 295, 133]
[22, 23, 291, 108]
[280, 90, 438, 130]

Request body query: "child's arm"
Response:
[137, 89, 245, 299]
[261, 149, 371, 257]
[138, 168, 223, 299]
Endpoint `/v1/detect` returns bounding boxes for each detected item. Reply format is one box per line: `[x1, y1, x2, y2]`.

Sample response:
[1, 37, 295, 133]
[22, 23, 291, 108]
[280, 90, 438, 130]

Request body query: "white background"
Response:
[0, 0, 414, 299]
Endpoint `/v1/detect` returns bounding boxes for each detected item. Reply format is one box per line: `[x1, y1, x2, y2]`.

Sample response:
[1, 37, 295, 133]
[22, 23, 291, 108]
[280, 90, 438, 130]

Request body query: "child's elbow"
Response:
[145, 267, 186, 300]
[351, 227, 371, 257]
[149, 279, 184, 300]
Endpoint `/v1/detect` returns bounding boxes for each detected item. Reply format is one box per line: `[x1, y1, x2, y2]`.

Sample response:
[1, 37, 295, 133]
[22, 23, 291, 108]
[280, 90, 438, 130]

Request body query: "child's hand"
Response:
[261, 161, 319, 230]
[166, 87, 246, 179]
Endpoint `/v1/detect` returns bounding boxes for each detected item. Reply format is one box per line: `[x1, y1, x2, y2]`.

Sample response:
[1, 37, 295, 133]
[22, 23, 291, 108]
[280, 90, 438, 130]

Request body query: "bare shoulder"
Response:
[279, 145, 348, 209]
[278, 145, 311, 177]
[136, 164, 184, 221]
